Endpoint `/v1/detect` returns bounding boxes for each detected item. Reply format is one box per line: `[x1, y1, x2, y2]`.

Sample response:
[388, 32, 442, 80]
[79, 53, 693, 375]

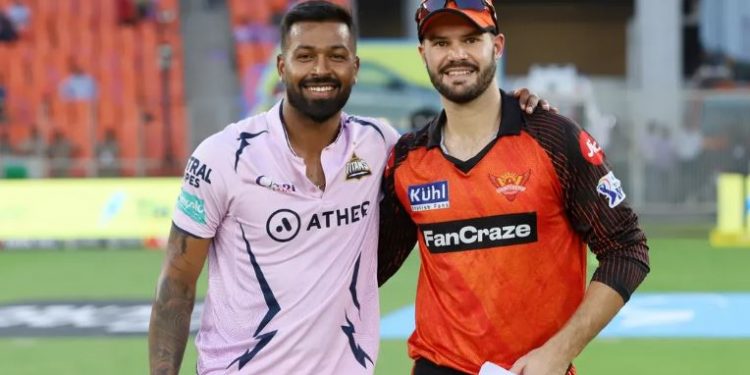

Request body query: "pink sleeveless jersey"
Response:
[172, 101, 399, 374]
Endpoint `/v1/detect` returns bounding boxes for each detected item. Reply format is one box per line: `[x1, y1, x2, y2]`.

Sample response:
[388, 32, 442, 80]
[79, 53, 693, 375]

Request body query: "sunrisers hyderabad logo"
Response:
[489, 170, 531, 201]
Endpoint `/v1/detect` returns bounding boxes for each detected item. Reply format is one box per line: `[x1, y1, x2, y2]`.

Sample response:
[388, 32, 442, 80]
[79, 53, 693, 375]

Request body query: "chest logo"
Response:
[346, 153, 372, 180]
[408, 181, 449, 212]
[489, 170, 531, 201]
[266, 209, 301, 242]
[256, 175, 297, 193]
[421, 212, 538, 253]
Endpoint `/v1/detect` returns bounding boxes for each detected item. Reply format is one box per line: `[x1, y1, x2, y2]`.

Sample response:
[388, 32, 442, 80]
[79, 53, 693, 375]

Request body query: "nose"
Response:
[447, 44, 469, 60]
[311, 55, 330, 76]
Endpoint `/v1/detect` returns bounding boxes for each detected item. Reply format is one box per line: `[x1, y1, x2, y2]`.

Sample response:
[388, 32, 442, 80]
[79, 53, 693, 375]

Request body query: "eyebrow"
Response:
[427, 31, 485, 41]
[293, 44, 350, 52]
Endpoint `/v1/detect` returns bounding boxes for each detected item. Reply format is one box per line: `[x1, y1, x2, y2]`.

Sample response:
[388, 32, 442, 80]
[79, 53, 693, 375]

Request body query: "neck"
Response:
[442, 82, 502, 143]
[281, 99, 341, 157]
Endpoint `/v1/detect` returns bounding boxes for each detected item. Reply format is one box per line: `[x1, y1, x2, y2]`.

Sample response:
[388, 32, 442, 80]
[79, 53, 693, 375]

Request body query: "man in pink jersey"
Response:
[148, 1, 550, 374]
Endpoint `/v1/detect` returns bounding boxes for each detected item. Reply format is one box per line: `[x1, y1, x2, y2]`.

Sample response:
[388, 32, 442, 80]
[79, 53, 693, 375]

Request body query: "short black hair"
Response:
[280, 1, 356, 52]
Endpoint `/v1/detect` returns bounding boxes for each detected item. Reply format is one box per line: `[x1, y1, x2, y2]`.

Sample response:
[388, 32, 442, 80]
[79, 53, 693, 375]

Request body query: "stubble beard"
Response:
[428, 59, 496, 104]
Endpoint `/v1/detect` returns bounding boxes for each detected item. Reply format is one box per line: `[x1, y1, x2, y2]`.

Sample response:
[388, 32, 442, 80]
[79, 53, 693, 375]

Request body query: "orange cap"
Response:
[416, 0, 498, 41]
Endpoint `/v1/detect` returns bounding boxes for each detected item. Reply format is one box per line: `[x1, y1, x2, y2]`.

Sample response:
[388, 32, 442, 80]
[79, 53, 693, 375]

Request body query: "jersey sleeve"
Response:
[532, 112, 650, 302]
[381, 121, 402, 152]
[377, 135, 418, 287]
[172, 134, 230, 239]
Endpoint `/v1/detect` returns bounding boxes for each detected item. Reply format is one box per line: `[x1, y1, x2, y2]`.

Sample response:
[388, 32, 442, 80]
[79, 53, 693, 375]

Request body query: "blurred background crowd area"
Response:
[0, 0, 748, 217]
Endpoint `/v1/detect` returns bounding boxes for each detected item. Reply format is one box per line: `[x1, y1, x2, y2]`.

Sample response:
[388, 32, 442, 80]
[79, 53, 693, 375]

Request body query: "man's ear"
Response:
[493, 33, 505, 60]
[418, 44, 427, 66]
[353, 56, 360, 84]
[277, 53, 285, 80]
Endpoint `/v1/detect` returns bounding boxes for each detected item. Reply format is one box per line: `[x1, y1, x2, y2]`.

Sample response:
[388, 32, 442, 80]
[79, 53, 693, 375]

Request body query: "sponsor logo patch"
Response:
[256, 175, 296, 193]
[177, 189, 206, 224]
[346, 153, 372, 180]
[579, 131, 604, 165]
[597, 171, 626, 208]
[489, 170, 531, 201]
[420, 213, 537, 253]
[266, 209, 301, 242]
[265, 201, 371, 242]
[408, 181, 449, 212]
[183, 157, 213, 188]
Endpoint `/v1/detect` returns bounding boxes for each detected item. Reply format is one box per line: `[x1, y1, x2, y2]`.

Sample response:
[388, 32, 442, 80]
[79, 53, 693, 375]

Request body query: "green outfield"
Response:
[1, 236, 749, 374]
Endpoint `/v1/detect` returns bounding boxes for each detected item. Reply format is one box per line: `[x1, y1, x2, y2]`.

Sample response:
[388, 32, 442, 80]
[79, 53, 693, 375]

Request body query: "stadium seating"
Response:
[0, 0, 187, 177]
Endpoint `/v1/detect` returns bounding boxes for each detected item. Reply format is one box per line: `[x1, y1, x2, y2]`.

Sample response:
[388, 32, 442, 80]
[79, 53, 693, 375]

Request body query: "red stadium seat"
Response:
[2, 0, 187, 177]
[269, 0, 288, 13]
[65, 101, 95, 161]
[118, 98, 141, 177]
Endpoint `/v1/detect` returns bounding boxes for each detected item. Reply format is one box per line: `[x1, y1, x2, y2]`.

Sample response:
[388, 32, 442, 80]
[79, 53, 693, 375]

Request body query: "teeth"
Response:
[446, 70, 473, 76]
[307, 86, 335, 92]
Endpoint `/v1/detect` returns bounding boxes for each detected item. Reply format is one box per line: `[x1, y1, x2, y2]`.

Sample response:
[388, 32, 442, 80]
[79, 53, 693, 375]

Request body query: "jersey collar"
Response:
[267, 99, 349, 155]
[426, 89, 525, 149]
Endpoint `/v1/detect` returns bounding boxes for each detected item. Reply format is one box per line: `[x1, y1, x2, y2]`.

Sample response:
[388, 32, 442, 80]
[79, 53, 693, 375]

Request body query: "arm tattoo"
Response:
[148, 228, 198, 375]
[171, 224, 190, 255]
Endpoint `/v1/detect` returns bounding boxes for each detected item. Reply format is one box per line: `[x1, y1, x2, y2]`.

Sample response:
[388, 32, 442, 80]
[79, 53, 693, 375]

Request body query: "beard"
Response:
[285, 76, 353, 123]
[427, 58, 496, 104]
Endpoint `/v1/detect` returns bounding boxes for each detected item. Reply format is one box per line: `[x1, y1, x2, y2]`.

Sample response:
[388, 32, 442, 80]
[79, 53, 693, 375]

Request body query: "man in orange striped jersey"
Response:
[377, 1, 650, 374]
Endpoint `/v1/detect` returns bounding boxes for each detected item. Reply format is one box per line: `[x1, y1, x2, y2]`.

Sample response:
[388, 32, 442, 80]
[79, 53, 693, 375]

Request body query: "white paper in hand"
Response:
[478, 361, 516, 375]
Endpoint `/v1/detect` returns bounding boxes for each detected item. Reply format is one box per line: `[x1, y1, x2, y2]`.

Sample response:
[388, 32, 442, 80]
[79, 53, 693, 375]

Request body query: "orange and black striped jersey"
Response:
[377, 90, 649, 374]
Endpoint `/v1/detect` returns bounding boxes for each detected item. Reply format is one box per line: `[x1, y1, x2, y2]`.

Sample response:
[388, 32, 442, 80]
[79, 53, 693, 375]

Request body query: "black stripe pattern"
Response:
[227, 224, 281, 370]
[524, 109, 650, 301]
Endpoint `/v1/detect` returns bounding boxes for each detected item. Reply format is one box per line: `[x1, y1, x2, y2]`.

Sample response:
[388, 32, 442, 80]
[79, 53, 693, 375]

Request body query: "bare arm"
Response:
[149, 224, 210, 375]
[547, 282, 624, 358]
[510, 282, 624, 374]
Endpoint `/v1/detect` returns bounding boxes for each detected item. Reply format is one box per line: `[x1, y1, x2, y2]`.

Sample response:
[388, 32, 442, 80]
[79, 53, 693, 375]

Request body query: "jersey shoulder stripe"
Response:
[346, 115, 387, 142]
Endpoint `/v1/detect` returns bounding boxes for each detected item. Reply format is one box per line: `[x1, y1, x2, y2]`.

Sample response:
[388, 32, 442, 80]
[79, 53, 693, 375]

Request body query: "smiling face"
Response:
[277, 21, 359, 123]
[419, 12, 503, 104]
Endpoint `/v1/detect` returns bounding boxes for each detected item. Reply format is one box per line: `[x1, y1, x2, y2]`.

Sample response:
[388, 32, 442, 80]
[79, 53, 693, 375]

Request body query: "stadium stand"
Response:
[0, 0, 187, 177]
